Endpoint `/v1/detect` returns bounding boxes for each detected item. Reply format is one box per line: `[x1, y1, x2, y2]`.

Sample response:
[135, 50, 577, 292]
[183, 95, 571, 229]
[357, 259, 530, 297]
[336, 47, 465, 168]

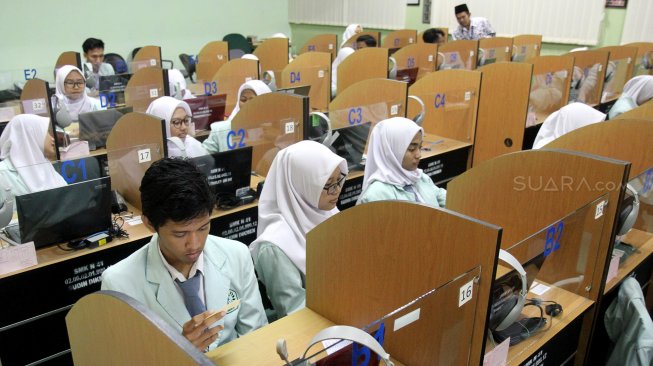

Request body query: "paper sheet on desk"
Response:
[0, 242, 37, 275]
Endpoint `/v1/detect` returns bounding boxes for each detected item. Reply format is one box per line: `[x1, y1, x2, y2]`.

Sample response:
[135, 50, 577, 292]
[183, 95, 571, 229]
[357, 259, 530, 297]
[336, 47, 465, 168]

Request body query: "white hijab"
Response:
[55, 65, 96, 120]
[341, 24, 362, 48]
[145, 96, 207, 158]
[228, 80, 272, 122]
[331, 47, 355, 95]
[250, 140, 348, 274]
[533, 102, 606, 149]
[167, 69, 194, 100]
[0, 114, 67, 192]
[362, 117, 423, 191]
[622, 75, 653, 106]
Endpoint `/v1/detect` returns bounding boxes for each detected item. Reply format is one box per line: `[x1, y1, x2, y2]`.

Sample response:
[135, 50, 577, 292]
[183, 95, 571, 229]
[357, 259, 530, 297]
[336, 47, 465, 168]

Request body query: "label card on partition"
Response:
[149, 89, 159, 98]
[328, 43, 334, 50]
[409, 37, 414, 43]
[428, 54, 434, 62]
[505, 47, 510, 53]
[483, 337, 510, 366]
[627, 57, 632, 64]
[459, 279, 473, 307]
[318, 70, 325, 78]
[0, 241, 37, 275]
[393, 308, 420, 331]
[595, 200, 607, 219]
[217, 55, 224, 60]
[137, 148, 151, 163]
[150, 59, 156, 66]
[284, 121, 295, 134]
[390, 104, 399, 116]
[464, 91, 471, 101]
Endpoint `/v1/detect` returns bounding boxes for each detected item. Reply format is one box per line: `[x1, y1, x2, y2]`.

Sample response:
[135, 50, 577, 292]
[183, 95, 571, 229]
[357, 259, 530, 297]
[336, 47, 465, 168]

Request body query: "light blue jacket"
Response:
[252, 241, 306, 320]
[101, 234, 267, 350]
[357, 173, 447, 207]
[605, 277, 653, 366]
[202, 120, 231, 154]
[608, 95, 637, 119]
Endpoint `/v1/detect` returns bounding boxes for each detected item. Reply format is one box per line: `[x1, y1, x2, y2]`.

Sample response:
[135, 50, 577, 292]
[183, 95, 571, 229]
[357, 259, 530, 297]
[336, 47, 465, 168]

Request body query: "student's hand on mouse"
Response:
[182, 310, 225, 351]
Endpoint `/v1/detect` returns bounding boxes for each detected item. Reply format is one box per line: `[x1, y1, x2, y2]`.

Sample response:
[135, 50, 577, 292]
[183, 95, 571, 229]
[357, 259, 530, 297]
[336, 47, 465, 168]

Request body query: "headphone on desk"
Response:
[489, 249, 528, 332]
[408, 95, 425, 127]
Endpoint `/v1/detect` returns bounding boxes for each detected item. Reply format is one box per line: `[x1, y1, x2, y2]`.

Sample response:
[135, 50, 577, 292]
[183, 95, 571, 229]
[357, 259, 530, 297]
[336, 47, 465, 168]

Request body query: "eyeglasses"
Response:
[323, 173, 347, 195]
[64, 80, 85, 88]
[171, 116, 192, 129]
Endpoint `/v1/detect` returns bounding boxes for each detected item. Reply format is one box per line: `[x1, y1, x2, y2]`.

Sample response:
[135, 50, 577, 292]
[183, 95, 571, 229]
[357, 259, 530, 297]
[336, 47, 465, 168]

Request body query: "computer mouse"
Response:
[545, 303, 563, 317]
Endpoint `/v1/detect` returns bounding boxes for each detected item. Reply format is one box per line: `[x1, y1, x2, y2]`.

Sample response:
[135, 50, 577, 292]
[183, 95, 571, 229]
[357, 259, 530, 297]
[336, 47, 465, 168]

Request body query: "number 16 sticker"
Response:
[459, 280, 474, 307]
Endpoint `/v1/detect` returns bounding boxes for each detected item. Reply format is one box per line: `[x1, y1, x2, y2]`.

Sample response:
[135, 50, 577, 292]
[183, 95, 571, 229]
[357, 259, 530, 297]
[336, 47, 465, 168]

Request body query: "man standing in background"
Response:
[452, 3, 495, 40]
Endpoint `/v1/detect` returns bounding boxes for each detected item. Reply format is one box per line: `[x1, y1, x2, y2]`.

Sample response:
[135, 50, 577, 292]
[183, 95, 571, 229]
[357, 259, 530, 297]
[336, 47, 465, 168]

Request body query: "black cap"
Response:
[455, 3, 469, 14]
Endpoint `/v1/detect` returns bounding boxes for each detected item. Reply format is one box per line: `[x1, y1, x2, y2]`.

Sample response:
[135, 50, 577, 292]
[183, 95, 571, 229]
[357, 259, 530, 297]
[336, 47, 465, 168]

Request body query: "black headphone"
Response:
[617, 184, 640, 237]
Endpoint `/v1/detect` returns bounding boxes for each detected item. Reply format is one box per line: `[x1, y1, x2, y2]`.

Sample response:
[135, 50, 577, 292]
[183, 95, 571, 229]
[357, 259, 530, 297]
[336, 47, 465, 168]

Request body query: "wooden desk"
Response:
[605, 229, 653, 294]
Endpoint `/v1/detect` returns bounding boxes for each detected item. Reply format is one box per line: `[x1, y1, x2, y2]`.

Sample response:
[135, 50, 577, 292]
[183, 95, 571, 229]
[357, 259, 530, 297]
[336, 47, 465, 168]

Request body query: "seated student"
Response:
[423, 28, 446, 45]
[331, 47, 355, 96]
[357, 117, 446, 206]
[250, 141, 347, 319]
[82, 37, 115, 91]
[608, 75, 653, 119]
[0, 114, 66, 203]
[202, 80, 271, 153]
[101, 158, 267, 352]
[168, 69, 195, 100]
[340, 23, 363, 49]
[146, 96, 207, 158]
[355, 34, 377, 49]
[54, 65, 103, 123]
[533, 102, 606, 149]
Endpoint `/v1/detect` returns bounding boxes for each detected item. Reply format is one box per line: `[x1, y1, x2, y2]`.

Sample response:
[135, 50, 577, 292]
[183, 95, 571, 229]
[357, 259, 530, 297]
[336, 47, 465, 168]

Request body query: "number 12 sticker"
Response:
[459, 280, 474, 307]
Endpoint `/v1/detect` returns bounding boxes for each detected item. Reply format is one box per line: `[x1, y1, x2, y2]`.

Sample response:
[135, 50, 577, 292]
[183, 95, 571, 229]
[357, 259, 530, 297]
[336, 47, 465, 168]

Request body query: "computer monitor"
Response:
[185, 94, 227, 131]
[189, 146, 253, 197]
[99, 73, 132, 107]
[14, 176, 112, 248]
[330, 122, 371, 171]
[276, 85, 311, 97]
[396, 68, 418, 86]
[79, 107, 133, 150]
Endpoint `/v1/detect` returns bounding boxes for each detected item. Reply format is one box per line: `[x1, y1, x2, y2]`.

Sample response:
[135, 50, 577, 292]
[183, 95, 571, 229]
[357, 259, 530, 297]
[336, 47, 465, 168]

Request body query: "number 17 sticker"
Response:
[138, 148, 151, 163]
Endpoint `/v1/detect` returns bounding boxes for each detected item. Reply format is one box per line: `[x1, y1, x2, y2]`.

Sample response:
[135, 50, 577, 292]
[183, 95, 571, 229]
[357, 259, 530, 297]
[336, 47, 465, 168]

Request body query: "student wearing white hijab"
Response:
[533, 102, 606, 149]
[357, 117, 446, 206]
[167, 69, 195, 100]
[54, 65, 103, 122]
[250, 141, 348, 319]
[146, 96, 207, 158]
[0, 114, 66, 204]
[608, 75, 653, 119]
[341, 24, 363, 49]
[331, 47, 356, 97]
[202, 80, 272, 153]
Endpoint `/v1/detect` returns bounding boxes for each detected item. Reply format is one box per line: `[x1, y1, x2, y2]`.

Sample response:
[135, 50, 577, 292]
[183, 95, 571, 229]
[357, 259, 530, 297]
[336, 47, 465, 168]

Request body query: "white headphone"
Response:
[308, 111, 339, 148]
[407, 95, 425, 126]
[492, 249, 528, 332]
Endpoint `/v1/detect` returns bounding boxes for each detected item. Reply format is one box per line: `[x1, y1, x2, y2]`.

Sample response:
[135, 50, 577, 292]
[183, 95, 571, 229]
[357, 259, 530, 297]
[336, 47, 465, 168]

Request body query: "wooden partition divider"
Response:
[106, 112, 166, 211]
[337, 47, 388, 95]
[299, 34, 338, 61]
[20, 79, 54, 119]
[472, 62, 533, 166]
[66, 291, 212, 366]
[596, 45, 638, 103]
[526, 55, 574, 127]
[124, 67, 168, 113]
[132, 45, 162, 72]
[342, 31, 380, 50]
[278, 52, 331, 112]
[417, 27, 449, 44]
[55, 51, 81, 71]
[478, 37, 512, 67]
[615, 99, 653, 120]
[564, 50, 609, 106]
[392, 43, 438, 80]
[624, 42, 653, 76]
[408, 69, 481, 145]
[438, 40, 478, 70]
[230, 92, 307, 176]
[512, 35, 542, 62]
[382, 29, 417, 50]
[447, 149, 629, 365]
[330, 78, 407, 129]
[210, 58, 259, 115]
[253, 37, 289, 76]
[195, 41, 229, 83]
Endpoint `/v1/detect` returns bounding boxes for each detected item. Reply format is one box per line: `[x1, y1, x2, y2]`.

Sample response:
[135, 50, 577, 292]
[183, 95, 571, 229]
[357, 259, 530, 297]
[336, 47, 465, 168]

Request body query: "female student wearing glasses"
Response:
[146, 96, 208, 158]
[357, 117, 446, 206]
[54, 65, 103, 123]
[250, 141, 348, 320]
